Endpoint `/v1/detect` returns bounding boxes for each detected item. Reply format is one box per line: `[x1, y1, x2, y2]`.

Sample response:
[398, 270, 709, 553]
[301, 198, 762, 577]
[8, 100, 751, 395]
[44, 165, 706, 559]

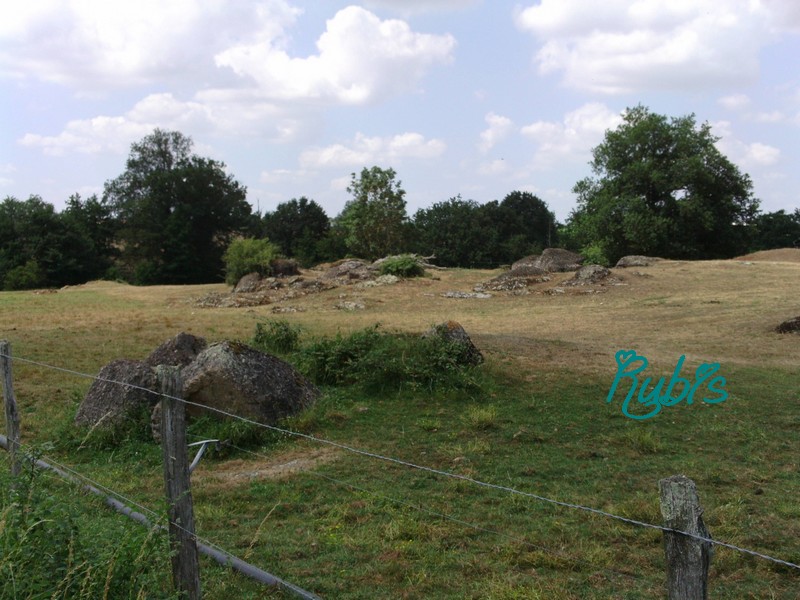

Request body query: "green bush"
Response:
[378, 254, 424, 278]
[252, 319, 301, 354]
[3, 259, 45, 290]
[297, 325, 480, 391]
[580, 242, 610, 267]
[223, 238, 279, 285]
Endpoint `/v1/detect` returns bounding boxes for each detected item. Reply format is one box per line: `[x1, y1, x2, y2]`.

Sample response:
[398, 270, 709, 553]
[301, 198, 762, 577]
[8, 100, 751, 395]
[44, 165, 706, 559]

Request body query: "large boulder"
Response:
[145, 332, 207, 368]
[531, 248, 584, 272]
[74, 359, 158, 431]
[565, 264, 612, 285]
[424, 321, 484, 366]
[180, 341, 319, 424]
[615, 255, 662, 268]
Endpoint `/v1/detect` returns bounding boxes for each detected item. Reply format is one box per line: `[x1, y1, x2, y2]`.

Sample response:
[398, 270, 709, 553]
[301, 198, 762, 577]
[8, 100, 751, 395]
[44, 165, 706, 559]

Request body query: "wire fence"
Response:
[2, 347, 800, 596]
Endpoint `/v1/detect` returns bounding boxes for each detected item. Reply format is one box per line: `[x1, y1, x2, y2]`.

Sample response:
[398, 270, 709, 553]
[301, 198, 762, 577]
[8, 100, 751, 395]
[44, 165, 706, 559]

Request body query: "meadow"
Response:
[1, 251, 799, 599]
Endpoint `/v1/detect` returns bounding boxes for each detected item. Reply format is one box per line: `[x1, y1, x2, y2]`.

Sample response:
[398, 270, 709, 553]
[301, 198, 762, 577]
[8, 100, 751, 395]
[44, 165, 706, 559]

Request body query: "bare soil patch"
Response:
[192, 445, 339, 490]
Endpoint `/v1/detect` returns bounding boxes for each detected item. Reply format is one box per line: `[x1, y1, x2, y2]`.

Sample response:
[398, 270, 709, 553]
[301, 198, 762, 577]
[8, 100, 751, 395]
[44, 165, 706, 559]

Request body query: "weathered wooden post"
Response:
[659, 474, 712, 600]
[157, 366, 202, 599]
[0, 340, 21, 478]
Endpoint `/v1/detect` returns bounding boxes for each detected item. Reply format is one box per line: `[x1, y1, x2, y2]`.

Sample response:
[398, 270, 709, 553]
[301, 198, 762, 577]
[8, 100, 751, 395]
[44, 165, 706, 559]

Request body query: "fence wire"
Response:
[3, 349, 800, 573]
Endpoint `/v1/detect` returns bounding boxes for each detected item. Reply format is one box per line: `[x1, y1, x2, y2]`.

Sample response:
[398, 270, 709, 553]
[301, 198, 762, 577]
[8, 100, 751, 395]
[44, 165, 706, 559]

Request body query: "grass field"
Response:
[1, 252, 799, 598]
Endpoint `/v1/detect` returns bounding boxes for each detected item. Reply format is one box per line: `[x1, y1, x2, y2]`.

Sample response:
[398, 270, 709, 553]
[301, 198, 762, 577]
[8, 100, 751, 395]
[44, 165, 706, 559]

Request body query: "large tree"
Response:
[104, 129, 252, 284]
[262, 197, 330, 267]
[337, 166, 408, 260]
[567, 105, 759, 263]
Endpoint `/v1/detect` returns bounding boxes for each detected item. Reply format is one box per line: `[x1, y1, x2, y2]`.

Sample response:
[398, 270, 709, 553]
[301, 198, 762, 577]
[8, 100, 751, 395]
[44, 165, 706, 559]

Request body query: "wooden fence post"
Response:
[157, 366, 202, 599]
[659, 474, 712, 600]
[0, 340, 21, 478]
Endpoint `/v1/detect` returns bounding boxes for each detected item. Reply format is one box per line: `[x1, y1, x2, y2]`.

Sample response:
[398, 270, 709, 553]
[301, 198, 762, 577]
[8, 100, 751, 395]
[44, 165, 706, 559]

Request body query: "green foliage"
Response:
[378, 254, 425, 278]
[567, 105, 759, 264]
[337, 166, 408, 260]
[579, 242, 609, 267]
[411, 192, 558, 268]
[104, 129, 254, 285]
[0, 453, 177, 599]
[3, 258, 45, 290]
[297, 325, 481, 392]
[262, 197, 331, 267]
[222, 237, 279, 285]
[750, 209, 800, 251]
[252, 319, 301, 354]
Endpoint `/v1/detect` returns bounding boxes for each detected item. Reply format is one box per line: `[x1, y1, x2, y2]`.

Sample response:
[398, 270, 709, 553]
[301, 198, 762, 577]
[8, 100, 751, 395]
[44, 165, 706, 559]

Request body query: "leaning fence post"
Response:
[659, 474, 712, 600]
[157, 366, 202, 599]
[0, 340, 21, 478]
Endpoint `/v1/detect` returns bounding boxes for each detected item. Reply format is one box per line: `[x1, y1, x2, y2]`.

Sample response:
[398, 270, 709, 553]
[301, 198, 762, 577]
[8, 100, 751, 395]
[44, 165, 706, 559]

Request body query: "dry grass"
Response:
[2, 256, 798, 384]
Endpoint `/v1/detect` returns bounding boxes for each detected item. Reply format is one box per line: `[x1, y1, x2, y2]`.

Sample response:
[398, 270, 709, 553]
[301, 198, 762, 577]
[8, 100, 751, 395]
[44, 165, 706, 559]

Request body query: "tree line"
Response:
[2, 108, 798, 291]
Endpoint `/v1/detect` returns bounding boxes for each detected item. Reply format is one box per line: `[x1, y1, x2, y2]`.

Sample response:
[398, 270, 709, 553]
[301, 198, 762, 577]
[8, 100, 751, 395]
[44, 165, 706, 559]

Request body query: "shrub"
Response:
[378, 254, 425, 278]
[252, 319, 301, 354]
[580, 243, 610, 267]
[223, 238, 279, 285]
[297, 325, 480, 391]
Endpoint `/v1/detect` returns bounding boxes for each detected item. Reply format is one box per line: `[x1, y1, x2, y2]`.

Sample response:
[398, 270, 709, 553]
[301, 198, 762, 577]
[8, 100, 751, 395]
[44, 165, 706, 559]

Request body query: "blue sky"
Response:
[2, 0, 799, 222]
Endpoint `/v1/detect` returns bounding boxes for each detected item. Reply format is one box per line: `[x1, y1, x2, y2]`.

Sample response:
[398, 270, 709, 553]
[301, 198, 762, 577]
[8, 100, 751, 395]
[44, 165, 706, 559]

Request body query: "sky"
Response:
[2, 0, 799, 222]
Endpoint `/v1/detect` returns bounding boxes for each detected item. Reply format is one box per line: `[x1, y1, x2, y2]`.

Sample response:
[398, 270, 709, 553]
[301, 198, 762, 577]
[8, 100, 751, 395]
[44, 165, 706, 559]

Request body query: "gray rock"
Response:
[615, 255, 662, 268]
[180, 341, 319, 424]
[75, 359, 158, 431]
[424, 321, 484, 366]
[145, 332, 207, 368]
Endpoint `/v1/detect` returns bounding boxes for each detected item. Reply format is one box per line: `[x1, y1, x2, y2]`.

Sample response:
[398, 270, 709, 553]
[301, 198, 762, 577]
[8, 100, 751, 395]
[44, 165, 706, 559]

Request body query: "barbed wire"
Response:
[3, 349, 800, 572]
[197, 435, 642, 581]
[1, 437, 319, 599]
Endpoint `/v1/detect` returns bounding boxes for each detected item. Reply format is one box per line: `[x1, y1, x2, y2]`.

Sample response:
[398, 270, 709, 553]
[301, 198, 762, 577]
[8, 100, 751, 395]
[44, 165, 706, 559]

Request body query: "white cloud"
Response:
[521, 103, 622, 168]
[215, 6, 456, 105]
[478, 112, 513, 153]
[712, 121, 781, 168]
[364, 0, 479, 15]
[754, 110, 785, 123]
[0, 0, 301, 88]
[300, 132, 446, 168]
[477, 159, 511, 176]
[742, 142, 781, 166]
[718, 93, 751, 110]
[19, 117, 154, 156]
[515, 0, 778, 94]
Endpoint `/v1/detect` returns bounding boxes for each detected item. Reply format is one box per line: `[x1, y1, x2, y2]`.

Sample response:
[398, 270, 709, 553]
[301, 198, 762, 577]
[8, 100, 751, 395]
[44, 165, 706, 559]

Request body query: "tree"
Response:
[412, 196, 491, 267]
[262, 197, 330, 267]
[104, 129, 252, 284]
[337, 166, 408, 260]
[750, 209, 800, 251]
[567, 105, 759, 263]
[494, 191, 558, 262]
[222, 238, 279, 285]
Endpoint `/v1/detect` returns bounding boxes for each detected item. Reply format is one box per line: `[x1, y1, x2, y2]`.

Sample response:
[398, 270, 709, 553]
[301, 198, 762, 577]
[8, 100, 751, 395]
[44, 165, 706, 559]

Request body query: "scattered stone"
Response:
[75, 359, 158, 432]
[335, 301, 365, 311]
[321, 259, 373, 281]
[615, 255, 662, 268]
[271, 306, 306, 314]
[145, 332, 207, 368]
[233, 272, 264, 293]
[441, 291, 492, 299]
[270, 258, 300, 277]
[563, 264, 614, 286]
[531, 248, 584, 272]
[424, 321, 484, 366]
[775, 316, 800, 334]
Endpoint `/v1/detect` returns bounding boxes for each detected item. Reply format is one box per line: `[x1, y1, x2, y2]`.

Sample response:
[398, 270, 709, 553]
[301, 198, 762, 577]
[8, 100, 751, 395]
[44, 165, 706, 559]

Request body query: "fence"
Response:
[2, 339, 799, 599]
